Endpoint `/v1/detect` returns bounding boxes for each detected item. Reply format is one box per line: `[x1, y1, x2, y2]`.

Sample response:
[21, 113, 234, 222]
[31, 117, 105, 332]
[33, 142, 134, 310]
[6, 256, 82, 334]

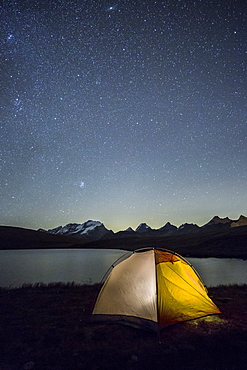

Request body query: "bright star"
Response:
[7, 34, 14, 41]
[106, 5, 118, 11]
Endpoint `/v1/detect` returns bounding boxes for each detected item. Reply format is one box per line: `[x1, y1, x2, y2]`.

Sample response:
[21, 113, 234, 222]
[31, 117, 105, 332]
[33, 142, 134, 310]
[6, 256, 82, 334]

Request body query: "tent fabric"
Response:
[93, 251, 157, 322]
[156, 254, 220, 327]
[92, 248, 221, 331]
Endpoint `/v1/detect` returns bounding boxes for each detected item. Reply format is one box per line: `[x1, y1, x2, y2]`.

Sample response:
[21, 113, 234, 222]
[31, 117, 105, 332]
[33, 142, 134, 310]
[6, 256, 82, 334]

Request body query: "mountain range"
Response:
[1, 215, 247, 258]
[39, 215, 247, 241]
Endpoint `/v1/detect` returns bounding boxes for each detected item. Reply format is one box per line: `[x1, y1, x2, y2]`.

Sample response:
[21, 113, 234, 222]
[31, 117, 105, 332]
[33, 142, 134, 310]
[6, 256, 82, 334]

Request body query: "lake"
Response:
[0, 249, 247, 288]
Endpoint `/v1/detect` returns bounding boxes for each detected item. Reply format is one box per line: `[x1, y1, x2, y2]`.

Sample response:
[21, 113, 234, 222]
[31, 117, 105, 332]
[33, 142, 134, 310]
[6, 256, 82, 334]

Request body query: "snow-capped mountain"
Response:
[43, 220, 114, 240]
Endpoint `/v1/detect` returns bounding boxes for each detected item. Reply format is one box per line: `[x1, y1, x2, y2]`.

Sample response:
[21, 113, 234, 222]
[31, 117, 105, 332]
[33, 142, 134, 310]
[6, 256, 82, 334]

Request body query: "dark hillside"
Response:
[1, 224, 247, 259]
[81, 225, 247, 259]
[0, 226, 82, 250]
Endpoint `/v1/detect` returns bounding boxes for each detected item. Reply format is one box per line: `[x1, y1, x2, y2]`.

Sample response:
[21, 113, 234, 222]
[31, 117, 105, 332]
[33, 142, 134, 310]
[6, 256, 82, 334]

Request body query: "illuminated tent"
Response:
[92, 248, 221, 331]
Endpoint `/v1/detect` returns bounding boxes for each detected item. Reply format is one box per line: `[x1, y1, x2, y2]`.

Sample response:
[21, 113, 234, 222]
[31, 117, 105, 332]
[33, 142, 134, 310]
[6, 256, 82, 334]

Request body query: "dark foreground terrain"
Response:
[0, 283, 246, 370]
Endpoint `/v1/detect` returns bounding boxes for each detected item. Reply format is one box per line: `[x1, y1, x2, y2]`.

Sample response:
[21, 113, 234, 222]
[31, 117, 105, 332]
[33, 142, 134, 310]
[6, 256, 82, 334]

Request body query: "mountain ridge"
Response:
[1, 217, 247, 258]
[39, 215, 247, 240]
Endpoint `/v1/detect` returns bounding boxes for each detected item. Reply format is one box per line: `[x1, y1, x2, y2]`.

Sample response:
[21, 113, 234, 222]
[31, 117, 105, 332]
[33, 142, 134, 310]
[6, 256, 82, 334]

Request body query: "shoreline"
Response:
[1, 246, 247, 260]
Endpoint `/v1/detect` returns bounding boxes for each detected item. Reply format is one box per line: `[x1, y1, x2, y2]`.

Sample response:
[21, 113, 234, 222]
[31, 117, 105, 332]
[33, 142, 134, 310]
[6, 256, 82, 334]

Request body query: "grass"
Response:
[0, 283, 246, 369]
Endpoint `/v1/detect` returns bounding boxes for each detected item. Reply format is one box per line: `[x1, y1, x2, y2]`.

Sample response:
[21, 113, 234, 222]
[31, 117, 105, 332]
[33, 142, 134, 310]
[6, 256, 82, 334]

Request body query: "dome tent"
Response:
[92, 248, 221, 331]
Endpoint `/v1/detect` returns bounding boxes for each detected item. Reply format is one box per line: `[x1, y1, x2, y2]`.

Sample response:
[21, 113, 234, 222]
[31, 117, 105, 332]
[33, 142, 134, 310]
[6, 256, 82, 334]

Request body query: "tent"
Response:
[92, 248, 221, 331]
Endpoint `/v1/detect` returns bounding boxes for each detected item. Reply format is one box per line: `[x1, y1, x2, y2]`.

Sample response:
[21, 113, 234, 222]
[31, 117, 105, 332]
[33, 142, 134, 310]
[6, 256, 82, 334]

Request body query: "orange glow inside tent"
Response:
[92, 248, 221, 331]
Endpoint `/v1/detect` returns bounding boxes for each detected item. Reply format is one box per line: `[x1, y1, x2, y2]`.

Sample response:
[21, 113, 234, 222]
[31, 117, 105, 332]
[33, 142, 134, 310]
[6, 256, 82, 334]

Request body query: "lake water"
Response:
[0, 249, 246, 288]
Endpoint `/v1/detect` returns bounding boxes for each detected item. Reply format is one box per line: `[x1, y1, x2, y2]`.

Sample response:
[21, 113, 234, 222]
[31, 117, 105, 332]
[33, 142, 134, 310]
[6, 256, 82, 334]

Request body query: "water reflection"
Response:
[0, 249, 246, 288]
[0, 249, 126, 288]
[188, 257, 247, 287]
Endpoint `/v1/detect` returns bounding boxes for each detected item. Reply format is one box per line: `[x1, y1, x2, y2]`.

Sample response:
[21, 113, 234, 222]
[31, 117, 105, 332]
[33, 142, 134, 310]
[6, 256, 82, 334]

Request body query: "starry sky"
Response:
[1, 0, 246, 232]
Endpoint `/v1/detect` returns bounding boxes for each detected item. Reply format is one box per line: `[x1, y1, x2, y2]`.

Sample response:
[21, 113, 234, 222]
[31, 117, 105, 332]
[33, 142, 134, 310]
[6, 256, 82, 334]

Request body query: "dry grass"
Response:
[0, 284, 246, 370]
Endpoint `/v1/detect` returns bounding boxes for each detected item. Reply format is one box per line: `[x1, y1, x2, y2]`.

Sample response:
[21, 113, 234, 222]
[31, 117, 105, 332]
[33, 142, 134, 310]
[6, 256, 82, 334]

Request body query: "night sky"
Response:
[1, 0, 246, 232]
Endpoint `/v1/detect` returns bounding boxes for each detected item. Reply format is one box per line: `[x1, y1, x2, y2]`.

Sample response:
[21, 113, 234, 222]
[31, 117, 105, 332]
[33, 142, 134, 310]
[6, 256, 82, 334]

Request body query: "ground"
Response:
[0, 284, 246, 370]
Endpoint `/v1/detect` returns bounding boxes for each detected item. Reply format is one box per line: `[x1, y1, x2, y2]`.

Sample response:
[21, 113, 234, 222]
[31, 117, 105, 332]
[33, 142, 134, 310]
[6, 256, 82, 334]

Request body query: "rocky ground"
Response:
[0, 283, 246, 370]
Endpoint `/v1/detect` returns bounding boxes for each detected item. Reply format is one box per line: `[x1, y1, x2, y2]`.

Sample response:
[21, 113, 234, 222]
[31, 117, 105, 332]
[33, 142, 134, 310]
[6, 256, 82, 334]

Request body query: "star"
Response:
[106, 5, 118, 12]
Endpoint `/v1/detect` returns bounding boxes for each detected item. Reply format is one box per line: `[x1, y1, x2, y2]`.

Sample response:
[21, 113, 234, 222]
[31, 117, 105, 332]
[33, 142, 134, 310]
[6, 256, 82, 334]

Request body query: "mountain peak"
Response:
[46, 220, 113, 240]
[178, 223, 200, 233]
[125, 227, 135, 232]
[206, 216, 231, 225]
[231, 215, 247, 227]
[135, 223, 152, 233]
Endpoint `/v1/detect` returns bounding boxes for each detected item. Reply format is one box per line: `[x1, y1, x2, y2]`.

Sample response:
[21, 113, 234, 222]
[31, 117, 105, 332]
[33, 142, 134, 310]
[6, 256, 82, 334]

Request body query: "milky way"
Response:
[1, 0, 246, 231]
